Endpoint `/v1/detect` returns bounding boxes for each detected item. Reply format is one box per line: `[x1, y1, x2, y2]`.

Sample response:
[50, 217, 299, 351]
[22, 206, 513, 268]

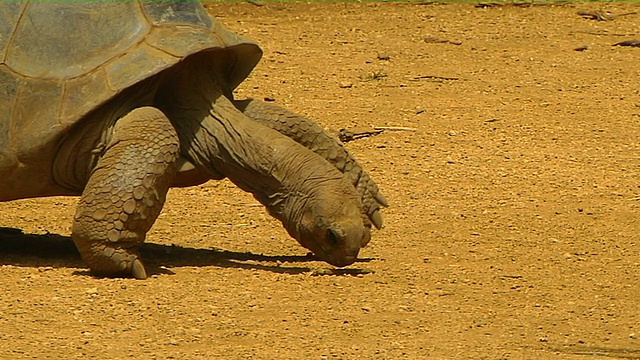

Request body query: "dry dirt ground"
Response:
[1, 2, 639, 359]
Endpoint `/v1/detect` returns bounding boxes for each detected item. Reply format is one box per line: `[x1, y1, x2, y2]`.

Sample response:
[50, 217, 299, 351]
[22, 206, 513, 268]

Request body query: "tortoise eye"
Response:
[327, 228, 341, 246]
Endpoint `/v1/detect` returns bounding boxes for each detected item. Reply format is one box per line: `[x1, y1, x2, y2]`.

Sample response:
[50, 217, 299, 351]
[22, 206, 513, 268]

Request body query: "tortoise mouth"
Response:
[317, 248, 359, 268]
[325, 254, 358, 268]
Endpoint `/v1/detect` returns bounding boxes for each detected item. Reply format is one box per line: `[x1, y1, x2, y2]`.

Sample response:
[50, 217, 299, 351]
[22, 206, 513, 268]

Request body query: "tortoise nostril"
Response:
[327, 228, 341, 246]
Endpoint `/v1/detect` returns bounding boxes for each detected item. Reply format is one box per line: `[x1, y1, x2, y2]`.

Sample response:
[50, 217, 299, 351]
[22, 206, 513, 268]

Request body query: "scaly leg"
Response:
[71, 107, 179, 279]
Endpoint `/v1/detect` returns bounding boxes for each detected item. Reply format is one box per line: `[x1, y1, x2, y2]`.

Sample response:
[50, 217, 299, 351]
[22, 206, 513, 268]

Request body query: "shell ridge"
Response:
[0, 1, 28, 64]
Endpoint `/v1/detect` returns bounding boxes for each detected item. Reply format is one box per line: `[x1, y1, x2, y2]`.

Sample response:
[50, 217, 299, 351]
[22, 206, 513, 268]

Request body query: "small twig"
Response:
[475, 2, 553, 8]
[223, 201, 262, 207]
[571, 30, 636, 37]
[424, 36, 462, 46]
[373, 126, 418, 132]
[500, 274, 523, 279]
[338, 128, 384, 143]
[613, 39, 640, 47]
[412, 74, 460, 81]
[577, 10, 637, 21]
[578, 10, 614, 21]
[339, 126, 418, 142]
[552, 346, 640, 359]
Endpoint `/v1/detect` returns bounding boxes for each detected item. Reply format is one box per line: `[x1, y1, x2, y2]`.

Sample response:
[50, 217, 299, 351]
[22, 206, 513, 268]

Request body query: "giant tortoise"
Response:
[0, 1, 387, 278]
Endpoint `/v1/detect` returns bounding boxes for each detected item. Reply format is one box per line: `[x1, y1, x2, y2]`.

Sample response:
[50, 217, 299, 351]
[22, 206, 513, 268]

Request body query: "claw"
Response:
[375, 192, 389, 208]
[131, 258, 147, 280]
[370, 210, 384, 229]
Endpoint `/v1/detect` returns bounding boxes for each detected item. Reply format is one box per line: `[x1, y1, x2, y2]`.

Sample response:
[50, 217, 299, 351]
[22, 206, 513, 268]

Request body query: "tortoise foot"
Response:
[82, 244, 147, 279]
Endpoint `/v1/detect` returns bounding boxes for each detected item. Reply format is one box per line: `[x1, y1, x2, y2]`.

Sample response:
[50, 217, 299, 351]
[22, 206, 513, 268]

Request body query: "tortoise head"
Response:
[293, 190, 369, 267]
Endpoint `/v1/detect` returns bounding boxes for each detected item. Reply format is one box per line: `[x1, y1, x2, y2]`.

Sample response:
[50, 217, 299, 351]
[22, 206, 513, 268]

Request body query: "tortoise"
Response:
[0, 1, 387, 279]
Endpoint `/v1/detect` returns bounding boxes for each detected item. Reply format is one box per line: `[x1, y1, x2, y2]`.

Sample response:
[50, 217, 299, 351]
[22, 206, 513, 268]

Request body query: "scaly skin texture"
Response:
[71, 107, 179, 279]
[233, 98, 387, 232]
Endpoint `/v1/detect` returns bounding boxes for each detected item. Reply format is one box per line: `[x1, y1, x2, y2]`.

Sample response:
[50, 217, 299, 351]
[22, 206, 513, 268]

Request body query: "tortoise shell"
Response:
[0, 1, 261, 176]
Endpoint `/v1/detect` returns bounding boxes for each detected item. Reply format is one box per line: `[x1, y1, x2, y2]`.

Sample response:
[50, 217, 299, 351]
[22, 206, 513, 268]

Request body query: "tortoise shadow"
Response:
[0, 227, 374, 277]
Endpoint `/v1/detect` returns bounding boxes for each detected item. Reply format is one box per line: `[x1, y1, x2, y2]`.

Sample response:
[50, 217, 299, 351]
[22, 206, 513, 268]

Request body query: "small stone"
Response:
[574, 45, 588, 51]
[377, 53, 390, 61]
[539, 337, 548, 342]
[448, 130, 458, 136]
[168, 339, 179, 346]
[430, 289, 454, 296]
[361, 306, 372, 312]
[631, 333, 637, 339]
[85, 287, 99, 295]
[415, 107, 425, 114]
[339, 82, 353, 89]
[263, 97, 276, 102]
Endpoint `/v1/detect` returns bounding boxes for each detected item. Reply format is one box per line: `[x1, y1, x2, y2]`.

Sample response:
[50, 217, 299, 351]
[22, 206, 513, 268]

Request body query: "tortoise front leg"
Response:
[71, 107, 179, 279]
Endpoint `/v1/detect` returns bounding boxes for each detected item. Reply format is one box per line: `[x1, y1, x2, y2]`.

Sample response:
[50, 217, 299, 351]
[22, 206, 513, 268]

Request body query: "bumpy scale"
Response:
[71, 108, 179, 279]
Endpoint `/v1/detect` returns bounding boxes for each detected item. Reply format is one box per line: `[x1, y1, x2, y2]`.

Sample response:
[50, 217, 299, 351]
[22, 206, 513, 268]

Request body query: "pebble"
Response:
[85, 288, 99, 295]
[339, 82, 353, 88]
[428, 290, 454, 296]
[631, 333, 637, 339]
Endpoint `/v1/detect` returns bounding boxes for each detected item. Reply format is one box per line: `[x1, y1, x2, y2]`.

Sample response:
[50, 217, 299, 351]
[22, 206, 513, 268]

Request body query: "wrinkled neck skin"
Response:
[155, 53, 365, 266]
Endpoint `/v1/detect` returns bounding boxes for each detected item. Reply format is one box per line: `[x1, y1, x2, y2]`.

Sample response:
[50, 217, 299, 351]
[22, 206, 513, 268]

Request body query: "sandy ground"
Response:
[1, 2, 639, 359]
